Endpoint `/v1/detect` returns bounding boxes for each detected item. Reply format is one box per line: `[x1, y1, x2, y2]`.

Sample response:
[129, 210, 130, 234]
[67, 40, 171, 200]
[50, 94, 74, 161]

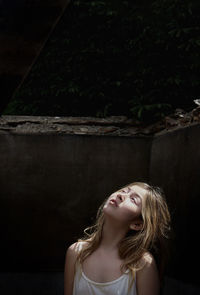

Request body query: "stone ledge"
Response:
[0, 106, 200, 137]
[0, 116, 145, 137]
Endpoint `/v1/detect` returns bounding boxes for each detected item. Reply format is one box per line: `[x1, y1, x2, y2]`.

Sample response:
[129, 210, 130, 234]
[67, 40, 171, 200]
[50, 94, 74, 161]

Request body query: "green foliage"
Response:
[4, 0, 199, 123]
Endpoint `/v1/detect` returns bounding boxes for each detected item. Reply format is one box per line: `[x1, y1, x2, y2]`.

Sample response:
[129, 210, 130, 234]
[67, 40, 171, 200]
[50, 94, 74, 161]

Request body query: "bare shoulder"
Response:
[64, 241, 89, 295]
[136, 252, 160, 294]
[138, 251, 157, 270]
[66, 241, 89, 257]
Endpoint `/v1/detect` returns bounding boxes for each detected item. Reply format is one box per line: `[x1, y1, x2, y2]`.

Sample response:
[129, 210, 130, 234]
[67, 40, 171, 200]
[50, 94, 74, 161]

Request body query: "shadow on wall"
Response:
[0, 120, 200, 289]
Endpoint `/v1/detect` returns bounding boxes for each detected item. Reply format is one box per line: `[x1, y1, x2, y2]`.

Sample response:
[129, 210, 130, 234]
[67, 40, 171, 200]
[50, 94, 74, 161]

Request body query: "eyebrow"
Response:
[127, 187, 142, 199]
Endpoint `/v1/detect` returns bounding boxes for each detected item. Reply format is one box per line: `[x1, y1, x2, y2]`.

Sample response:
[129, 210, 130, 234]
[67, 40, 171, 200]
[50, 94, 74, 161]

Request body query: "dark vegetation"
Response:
[3, 0, 200, 124]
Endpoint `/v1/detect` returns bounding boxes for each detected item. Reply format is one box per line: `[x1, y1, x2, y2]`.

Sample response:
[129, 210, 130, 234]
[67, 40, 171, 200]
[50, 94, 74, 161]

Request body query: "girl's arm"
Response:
[136, 253, 160, 295]
[64, 243, 78, 295]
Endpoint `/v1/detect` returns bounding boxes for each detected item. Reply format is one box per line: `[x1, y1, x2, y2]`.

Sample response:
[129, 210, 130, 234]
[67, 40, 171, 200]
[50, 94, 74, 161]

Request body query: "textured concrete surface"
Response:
[162, 277, 200, 295]
[0, 117, 200, 287]
[150, 123, 200, 284]
[0, 132, 151, 271]
[0, 272, 63, 295]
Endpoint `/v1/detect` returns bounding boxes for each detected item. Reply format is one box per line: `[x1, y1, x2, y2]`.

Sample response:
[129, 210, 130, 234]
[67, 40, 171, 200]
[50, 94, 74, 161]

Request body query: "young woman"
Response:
[64, 181, 171, 295]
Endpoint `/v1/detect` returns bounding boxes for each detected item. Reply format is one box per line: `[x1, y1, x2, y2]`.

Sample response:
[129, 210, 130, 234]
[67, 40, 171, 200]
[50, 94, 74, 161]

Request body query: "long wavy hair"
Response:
[77, 181, 171, 282]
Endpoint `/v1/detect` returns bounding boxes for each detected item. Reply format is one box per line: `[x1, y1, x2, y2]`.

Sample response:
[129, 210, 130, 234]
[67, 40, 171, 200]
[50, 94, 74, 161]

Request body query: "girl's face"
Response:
[103, 185, 146, 227]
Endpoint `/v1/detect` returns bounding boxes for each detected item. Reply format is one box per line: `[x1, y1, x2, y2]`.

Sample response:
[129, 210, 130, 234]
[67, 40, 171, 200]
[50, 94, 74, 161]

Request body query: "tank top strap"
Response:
[74, 242, 84, 278]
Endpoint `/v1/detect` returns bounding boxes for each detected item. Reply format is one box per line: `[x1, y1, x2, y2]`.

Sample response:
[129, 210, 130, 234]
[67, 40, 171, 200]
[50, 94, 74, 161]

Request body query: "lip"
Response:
[109, 199, 118, 207]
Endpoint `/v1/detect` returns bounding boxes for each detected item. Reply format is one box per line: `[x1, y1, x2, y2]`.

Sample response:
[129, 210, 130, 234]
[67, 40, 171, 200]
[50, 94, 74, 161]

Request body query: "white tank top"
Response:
[73, 262, 137, 295]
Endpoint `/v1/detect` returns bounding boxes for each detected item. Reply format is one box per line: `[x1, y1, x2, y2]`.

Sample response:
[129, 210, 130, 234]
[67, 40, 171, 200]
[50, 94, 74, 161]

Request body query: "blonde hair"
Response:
[77, 181, 171, 281]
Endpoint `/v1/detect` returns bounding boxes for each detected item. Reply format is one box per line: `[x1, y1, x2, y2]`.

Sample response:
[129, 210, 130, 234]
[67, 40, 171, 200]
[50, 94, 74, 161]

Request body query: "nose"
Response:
[117, 194, 125, 202]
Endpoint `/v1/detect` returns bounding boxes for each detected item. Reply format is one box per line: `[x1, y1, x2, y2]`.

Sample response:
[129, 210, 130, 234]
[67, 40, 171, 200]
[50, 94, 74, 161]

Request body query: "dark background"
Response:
[1, 0, 200, 124]
[0, 0, 200, 291]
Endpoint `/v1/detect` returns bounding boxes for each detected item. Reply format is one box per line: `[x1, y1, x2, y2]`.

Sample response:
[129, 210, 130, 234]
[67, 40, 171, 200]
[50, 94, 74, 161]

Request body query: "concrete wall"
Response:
[0, 123, 200, 286]
[149, 124, 200, 284]
[0, 133, 151, 270]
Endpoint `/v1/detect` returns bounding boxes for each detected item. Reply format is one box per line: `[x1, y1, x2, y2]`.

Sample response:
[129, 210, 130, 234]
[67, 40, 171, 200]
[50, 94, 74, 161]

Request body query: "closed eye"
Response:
[123, 186, 131, 193]
[130, 195, 136, 202]
[130, 194, 140, 205]
[121, 188, 129, 193]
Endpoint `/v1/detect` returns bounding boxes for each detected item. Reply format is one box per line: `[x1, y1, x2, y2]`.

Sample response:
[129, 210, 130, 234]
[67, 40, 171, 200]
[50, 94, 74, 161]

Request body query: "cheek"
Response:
[121, 207, 137, 220]
[103, 200, 142, 222]
[105, 206, 136, 222]
[122, 205, 142, 221]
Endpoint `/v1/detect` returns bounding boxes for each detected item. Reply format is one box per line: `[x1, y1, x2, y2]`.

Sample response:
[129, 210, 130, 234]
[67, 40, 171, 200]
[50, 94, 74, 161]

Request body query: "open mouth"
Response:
[109, 199, 118, 207]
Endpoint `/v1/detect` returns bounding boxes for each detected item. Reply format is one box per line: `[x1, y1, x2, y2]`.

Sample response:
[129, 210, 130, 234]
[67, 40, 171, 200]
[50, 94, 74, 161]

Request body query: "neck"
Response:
[100, 217, 129, 251]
